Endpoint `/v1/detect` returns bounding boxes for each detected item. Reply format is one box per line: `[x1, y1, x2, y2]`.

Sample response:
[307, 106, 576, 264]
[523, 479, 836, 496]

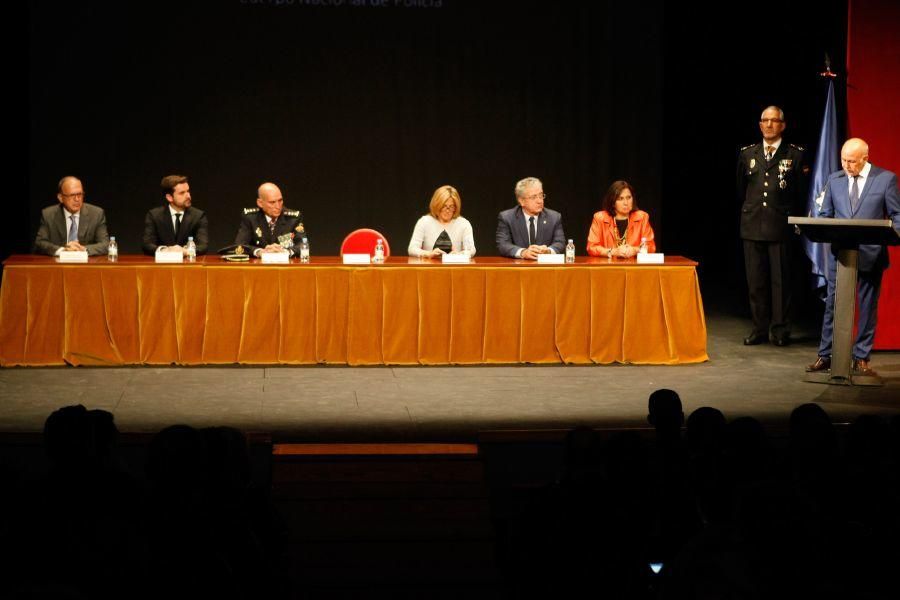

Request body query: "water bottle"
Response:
[639, 237, 648, 254]
[107, 236, 118, 262]
[565, 239, 575, 263]
[299, 237, 310, 263]
[186, 236, 197, 262]
[374, 238, 385, 263]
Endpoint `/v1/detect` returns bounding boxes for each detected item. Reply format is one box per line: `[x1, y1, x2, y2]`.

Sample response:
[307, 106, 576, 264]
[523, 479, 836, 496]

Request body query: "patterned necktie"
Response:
[850, 176, 860, 213]
[529, 216, 536, 245]
[268, 217, 277, 238]
[67, 214, 78, 243]
[766, 145, 775, 161]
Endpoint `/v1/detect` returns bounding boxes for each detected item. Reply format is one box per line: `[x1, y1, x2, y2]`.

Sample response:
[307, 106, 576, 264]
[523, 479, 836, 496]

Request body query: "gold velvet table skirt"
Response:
[0, 256, 707, 366]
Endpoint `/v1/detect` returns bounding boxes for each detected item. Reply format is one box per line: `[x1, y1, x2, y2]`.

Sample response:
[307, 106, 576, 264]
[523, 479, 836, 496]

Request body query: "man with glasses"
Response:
[736, 106, 806, 346]
[34, 176, 110, 256]
[496, 176, 566, 259]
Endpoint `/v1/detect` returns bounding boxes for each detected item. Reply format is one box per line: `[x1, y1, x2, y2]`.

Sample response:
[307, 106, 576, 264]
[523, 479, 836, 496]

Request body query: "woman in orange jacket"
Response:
[586, 180, 656, 258]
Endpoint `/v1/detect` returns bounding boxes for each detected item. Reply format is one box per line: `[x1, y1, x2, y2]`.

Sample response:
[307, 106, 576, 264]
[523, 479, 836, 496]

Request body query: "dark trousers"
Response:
[817, 256, 884, 360]
[743, 239, 791, 339]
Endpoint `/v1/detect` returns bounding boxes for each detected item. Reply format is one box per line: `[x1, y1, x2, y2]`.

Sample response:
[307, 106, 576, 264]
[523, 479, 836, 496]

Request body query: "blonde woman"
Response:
[408, 185, 476, 257]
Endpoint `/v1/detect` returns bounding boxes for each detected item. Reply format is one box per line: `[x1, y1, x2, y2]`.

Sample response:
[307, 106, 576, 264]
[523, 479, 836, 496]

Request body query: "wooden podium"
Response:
[790, 217, 900, 385]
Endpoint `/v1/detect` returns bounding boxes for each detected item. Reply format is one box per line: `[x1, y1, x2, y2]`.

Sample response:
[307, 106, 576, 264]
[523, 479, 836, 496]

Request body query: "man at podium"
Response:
[807, 138, 900, 376]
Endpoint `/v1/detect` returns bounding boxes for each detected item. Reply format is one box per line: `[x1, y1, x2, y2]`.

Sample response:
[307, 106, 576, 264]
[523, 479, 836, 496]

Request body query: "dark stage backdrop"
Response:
[22, 0, 858, 315]
[26, 1, 664, 258]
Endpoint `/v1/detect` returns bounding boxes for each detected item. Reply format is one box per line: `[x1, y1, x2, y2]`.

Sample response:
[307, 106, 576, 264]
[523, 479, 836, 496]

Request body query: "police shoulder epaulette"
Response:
[243, 207, 260, 215]
[740, 143, 755, 151]
[283, 209, 300, 217]
[789, 143, 805, 151]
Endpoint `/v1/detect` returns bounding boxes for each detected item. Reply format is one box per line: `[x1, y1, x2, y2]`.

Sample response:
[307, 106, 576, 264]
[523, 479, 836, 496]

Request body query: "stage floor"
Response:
[1, 311, 897, 440]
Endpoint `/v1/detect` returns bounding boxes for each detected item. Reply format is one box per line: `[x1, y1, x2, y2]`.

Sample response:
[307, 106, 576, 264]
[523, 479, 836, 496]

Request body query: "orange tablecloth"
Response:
[0, 256, 707, 366]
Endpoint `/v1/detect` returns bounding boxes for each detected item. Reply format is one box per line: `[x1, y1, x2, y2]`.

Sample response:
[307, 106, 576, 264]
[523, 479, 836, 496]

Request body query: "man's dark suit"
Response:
[495, 206, 566, 258]
[33, 202, 109, 256]
[817, 164, 900, 361]
[142, 205, 209, 255]
[234, 208, 307, 256]
[736, 141, 806, 342]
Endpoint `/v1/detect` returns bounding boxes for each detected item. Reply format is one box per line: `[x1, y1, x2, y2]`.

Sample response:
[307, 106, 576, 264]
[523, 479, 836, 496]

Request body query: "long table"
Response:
[0, 255, 708, 366]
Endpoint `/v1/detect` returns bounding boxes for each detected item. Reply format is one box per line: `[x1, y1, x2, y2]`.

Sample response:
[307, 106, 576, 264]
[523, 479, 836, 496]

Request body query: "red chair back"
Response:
[340, 229, 391, 258]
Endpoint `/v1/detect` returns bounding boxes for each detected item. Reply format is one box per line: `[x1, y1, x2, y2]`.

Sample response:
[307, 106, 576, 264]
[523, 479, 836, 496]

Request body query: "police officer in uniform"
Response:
[736, 106, 806, 346]
[233, 182, 307, 257]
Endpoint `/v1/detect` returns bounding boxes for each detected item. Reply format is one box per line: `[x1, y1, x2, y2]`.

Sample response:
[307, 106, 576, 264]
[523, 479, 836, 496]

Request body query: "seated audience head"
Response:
[647, 388, 684, 432]
[43, 404, 118, 472]
[161, 174, 191, 210]
[686, 406, 726, 455]
[602, 180, 639, 219]
[147, 424, 207, 492]
[57, 176, 85, 214]
[429, 185, 462, 224]
[515, 177, 545, 216]
[789, 403, 837, 458]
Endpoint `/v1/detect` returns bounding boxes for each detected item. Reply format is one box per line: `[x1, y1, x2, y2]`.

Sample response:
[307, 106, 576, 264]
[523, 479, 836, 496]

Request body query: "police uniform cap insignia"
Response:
[255, 226, 263, 238]
[243, 207, 260, 215]
[295, 223, 305, 233]
[284, 209, 300, 217]
[217, 244, 250, 261]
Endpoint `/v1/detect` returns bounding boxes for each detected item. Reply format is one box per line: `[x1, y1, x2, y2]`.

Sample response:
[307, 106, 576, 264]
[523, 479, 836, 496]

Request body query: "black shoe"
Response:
[743, 333, 767, 345]
[806, 356, 831, 372]
[772, 335, 791, 347]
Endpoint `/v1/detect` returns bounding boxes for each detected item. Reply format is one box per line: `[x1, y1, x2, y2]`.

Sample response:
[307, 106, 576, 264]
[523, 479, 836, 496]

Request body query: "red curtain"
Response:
[847, 0, 900, 349]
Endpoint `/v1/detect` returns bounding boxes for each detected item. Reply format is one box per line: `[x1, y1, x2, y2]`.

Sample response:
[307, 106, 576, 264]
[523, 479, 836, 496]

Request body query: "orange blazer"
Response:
[586, 210, 656, 256]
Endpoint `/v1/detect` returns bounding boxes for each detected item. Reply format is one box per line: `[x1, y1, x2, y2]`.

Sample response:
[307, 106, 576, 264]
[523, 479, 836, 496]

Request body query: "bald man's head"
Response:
[841, 138, 869, 177]
[257, 182, 284, 219]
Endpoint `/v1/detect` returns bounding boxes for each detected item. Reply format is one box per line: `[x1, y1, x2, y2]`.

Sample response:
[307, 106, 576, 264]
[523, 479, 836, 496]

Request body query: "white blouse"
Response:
[407, 215, 476, 257]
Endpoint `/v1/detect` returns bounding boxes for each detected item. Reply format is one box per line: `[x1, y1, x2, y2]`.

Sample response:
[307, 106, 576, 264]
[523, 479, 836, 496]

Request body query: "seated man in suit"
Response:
[34, 176, 109, 256]
[496, 176, 566, 259]
[233, 182, 307, 257]
[807, 138, 900, 376]
[142, 174, 209, 255]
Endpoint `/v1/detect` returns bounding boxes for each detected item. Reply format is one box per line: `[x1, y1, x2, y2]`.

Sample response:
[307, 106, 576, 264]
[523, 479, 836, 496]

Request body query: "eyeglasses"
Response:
[521, 193, 546, 202]
[61, 193, 84, 199]
[759, 118, 784, 124]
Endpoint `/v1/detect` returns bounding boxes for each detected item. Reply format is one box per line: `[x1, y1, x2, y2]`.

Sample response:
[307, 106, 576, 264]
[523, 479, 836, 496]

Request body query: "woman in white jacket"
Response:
[407, 185, 476, 258]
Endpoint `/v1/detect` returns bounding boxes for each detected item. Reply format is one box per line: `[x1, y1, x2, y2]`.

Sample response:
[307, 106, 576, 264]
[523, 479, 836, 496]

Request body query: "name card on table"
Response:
[155, 251, 184, 263]
[636, 253, 665, 264]
[58, 251, 88, 263]
[536, 253, 565, 264]
[261, 252, 290, 264]
[342, 253, 371, 264]
[441, 253, 471, 264]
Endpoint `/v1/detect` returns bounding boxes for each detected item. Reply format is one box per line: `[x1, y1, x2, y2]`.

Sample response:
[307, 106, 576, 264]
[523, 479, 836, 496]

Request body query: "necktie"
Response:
[529, 216, 536, 245]
[268, 218, 277, 237]
[67, 215, 78, 243]
[174, 213, 182, 236]
[766, 145, 775, 161]
[850, 176, 860, 213]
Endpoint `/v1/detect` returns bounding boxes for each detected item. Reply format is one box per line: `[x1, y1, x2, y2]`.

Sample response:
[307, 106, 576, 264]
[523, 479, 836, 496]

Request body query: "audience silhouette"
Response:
[3, 395, 898, 599]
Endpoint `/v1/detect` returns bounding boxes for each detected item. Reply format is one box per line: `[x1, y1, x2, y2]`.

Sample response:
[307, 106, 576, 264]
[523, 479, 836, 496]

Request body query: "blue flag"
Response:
[805, 79, 839, 291]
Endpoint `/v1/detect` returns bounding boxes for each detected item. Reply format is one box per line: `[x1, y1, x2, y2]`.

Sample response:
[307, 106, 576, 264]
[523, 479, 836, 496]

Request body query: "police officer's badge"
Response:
[750, 158, 756, 169]
[778, 159, 792, 189]
[278, 232, 294, 249]
[255, 226, 263, 239]
[295, 223, 305, 234]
